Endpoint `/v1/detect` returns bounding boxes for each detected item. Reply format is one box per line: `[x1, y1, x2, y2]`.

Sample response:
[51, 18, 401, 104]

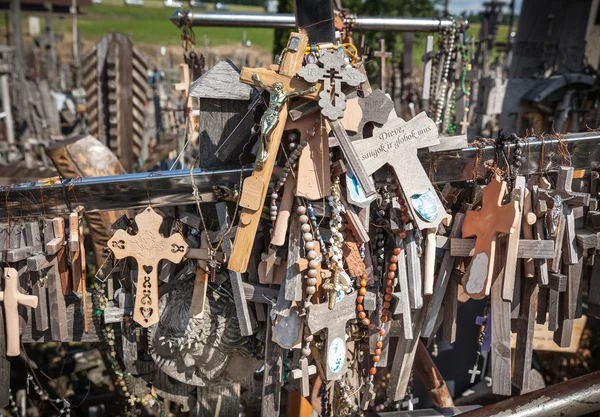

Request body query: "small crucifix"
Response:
[468, 362, 481, 384]
[0, 267, 38, 356]
[539, 167, 590, 270]
[321, 271, 351, 310]
[359, 381, 375, 410]
[374, 39, 392, 93]
[461, 175, 519, 299]
[108, 206, 189, 327]
[401, 394, 419, 411]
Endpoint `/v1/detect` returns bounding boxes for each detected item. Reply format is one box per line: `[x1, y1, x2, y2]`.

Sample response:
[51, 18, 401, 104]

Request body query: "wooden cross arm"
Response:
[450, 238, 554, 259]
[186, 248, 226, 262]
[27, 254, 54, 272]
[240, 67, 323, 100]
[45, 236, 64, 255]
[538, 190, 590, 207]
[17, 293, 38, 309]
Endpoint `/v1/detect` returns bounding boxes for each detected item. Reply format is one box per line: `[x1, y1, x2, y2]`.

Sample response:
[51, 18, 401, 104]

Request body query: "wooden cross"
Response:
[228, 32, 314, 273]
[350, 112, 446, 231]
[108, 206, 188, 327]
[459, 115, 470, 134]
[306, 291, 357, 380]
[539, 167, 590, 270]
[260, 248, 282, 285]
[359, 382, 375, 410]
[0, 267, 37, 356]
[374, 39, 392, 93]
[69, 206, 88, 332]
[271, 175, 296, 247]
[321, 272, 351, 310]
[461, 175, 519, 299]
[290, 357, 316, 397]
[189, 231, 212, 319]
[502, 176, 526, 301]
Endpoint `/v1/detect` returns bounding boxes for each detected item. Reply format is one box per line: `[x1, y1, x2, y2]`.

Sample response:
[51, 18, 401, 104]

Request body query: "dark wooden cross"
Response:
[539, 167, 590, 271]
[461, 175, 519, 299]
[306, 291, 357, 380]
[0, 267, 37, 356]
[374, 39, 392, 93]
[261, 248, 282, 285]
[108, 206, 188, 327]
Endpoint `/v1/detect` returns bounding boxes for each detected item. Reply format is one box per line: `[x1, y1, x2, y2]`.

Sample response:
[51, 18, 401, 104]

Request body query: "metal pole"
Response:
[460, 370, 600, 417]
[169, 9, 457, 32]
[1, 131, 599, 218]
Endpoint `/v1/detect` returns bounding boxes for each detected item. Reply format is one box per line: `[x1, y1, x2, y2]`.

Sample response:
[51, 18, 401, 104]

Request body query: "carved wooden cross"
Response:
[374, 39, 392, 93]
[229, 32, 316, 273]
[306, 291, 357, 380]
[0, 267, 37, 356]
[108, 206, 188, 327]
[350, 112, 446, 230]
[461, 175, 519, 299]
[539, 167, 590, 270]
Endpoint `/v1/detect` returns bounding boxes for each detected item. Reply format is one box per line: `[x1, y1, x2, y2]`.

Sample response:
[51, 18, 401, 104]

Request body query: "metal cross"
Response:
[374, 39, 393, 93]
[401, 394, 419, 410]
[468, 362, 481, 383]
[321, 270, 351, 310]
[297, 50, 367, 120]
[208, 250, 222, 282]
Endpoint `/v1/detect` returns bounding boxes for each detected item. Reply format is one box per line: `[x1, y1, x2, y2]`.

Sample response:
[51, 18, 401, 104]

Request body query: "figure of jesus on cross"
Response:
[252, 73, 315, 166]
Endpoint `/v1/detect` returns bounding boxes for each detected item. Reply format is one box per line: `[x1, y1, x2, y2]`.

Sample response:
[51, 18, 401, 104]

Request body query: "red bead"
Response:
[372, 355, 380, 363]
[382, 308, 390, 316]
[387, 272, 395, 279]
[376, 341, 383, 349]
[385, 286, 393, 294]
[383, 301, 390, 309]
[399, 231, 407, 239]
[358, 312, 366, 319]
[369, 367, 377, 375]
[357, 295, 364, 303]
[389, 264, 397, 272]
[360, 279, 367, 287]
[359, 287, 367, 296]
[386, 279, 394, 287]
[400, 206, 408, 213]
[362, 318, 371, 326]
[401, 214, 410, 223]
[374, 348, 382, 355]
[398, 199, 405, 205]
[357, 304, 364, 312]
[381, 315, 389, 323]
[378, 328, 386, 336]
[384, 294, 392, 301]
[390, 255, 398, 263]
[393, 248, 401, 255]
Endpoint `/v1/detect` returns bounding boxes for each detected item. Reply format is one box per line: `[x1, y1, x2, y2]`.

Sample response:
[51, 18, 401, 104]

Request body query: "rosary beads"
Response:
[27, 374, 71, 416]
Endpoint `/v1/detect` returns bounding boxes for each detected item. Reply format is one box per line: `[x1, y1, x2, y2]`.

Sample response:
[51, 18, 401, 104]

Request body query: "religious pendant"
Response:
[410, 189, 439, 222]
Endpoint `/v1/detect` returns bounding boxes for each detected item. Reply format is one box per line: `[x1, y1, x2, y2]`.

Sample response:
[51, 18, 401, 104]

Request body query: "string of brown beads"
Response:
[368, 247, 400, 375]
[356, 273, 369, 326]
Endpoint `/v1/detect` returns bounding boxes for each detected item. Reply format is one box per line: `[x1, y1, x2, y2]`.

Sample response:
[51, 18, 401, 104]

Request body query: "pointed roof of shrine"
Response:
[189, 59, 256, 101]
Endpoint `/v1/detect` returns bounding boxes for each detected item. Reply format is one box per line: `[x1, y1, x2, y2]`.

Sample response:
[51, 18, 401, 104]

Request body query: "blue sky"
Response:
[445, 0, 523, 14]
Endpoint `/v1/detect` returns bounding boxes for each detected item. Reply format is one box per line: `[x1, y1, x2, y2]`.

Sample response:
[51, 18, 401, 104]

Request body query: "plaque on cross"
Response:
[306, 291, 357, 380]
[108, 206, 188, 327]
[461, 175, 519, 299]
[351, 112, 446, 230]
[0, 267, 38, 356]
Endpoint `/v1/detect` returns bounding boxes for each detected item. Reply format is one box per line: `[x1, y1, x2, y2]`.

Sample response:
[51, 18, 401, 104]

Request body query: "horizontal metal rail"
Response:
[169, 9, 456, 32]
[0, 132, 598, 219]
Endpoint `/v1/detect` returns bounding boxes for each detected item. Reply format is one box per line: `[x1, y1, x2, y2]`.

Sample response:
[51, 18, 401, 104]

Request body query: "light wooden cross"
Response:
[461, 175, 519, 299]
[374, 39, 392, 93]
[188, 231, 214, 319]
[0, 267, 37, 356]
[260, 248, 282, 285]
[306, 291, 357, 380]
[229, 32, 316, 273]
[173, 63, 197, 138]
[69, 206, 89, 332]
[539, 167, 590, 270]
[108, 206, 188, 327]
[290, 357, 316, 397]
[350, 112, 446, 231]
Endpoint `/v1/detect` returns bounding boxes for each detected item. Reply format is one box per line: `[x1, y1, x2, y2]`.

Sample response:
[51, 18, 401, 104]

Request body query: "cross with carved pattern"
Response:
[0, 267, 38, 356]
[461, 175, 519, 299]
[229, 32, 319, 274]
[374, 39, 393, 93]
[108, 206, 189, 327]
[321, 271, 351, 310]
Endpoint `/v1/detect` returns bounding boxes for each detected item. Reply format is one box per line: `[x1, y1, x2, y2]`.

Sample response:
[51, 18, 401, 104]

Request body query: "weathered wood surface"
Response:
[46, 134, 132, 266]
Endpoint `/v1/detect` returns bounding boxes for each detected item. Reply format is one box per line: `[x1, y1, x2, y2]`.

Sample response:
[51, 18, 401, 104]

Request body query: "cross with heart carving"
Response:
[108, 206, 189, 327]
